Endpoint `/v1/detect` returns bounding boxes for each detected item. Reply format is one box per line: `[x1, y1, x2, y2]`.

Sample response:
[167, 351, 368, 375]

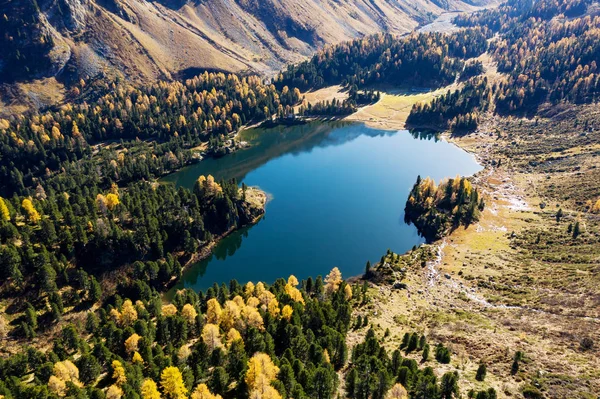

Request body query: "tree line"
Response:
[274, 28, 490, 91]
[0, 72, 300, 197]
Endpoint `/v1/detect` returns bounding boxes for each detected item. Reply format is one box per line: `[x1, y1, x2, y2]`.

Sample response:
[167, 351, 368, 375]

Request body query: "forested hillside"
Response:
[0, 0, 494, 113]
[408, 0, 600, 131]
[275, 28, 490, 90]
[2, 0, 600, 398]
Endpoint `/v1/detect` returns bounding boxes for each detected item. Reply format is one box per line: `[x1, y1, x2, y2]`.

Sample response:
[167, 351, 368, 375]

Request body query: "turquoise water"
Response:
[163, 121, 481, 293]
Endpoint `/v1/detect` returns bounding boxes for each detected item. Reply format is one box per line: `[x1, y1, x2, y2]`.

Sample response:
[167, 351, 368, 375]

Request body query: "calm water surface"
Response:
[163, 121, 481, 293]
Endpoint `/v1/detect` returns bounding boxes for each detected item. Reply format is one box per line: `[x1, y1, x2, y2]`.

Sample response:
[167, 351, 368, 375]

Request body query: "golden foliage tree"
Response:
[132, 351, 144, 364]
[386, 383, 408, 399]
[267, 298, 280, 317]
[245, 353, 279, 388]
[160, 366, 188, 399]
[281, 305, 293, 321]
[112, 360, 127, 386]
[242, 305, 264, 330]
[245, 353, 281, 399]
[206, 298, 222, 324]
[324, 267, 343, 294]
[106, 193, 120, 211]
[191, 383, 223, 399]
[244, 282, 255, 297]
[592, 198, 600, 213]
[125, 333, 141, 353]
[344, 284, 353, 300]
[226, 328, 243, 346]
[284, 283, 304, 304]
[220, 300, 241, 331]
[106, 385, 123, 399]
[162, 304, 178, 317]
[0, 197, 10, 221]
[141, 379, 161, 399]
[121, 300, 138, 327]
[53, 360, 79, 382]
[202, 323, 223, 352]
[21, 198, 40, 223]
[48, 376, 67, 397]
[181, 304, 198, 323]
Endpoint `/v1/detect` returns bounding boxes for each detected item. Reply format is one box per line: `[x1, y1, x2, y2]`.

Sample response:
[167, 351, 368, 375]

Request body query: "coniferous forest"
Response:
[2, 0, 600, 397]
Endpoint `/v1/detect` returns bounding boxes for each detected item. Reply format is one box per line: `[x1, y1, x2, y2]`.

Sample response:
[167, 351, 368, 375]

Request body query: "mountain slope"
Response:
[0, 0, 494, 110]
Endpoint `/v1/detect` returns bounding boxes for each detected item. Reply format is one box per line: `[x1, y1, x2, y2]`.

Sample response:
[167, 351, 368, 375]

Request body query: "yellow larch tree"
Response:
[177, 345, 191, 362]
[281, 305, 293, 321]
[162, 304, 178, 317]
[48, 376, 67, 396]
[49, 360, 81, 396]
[53, 360, 81, 385]
[287, 275, 299, 287]
[267, 298, 280, 317]
[206, 298, 222, 324]
[125, 333, 141, 354]
[242, 305, 264, 330]
[132, 351, 144, 364]
[245, 353, 281, 399]
[120, 300, 138, 327]
[112, 360, 127, 386]
[284, 283, 304, 304]
[21, 198, 40, 224]
[160, 366, 188, 399]
[141, 379, 161, 399]
[220, 300, 241, 331]
[106, 193, 120, 211]
[344, 283, 353, 300]
[226, 328, 242, 346]
[0, 197, 10, 221]
[244, 282, 255, 297]
[386, 383, 408, 399]
[202, 323, 223, 352]
[246, 296, 260, 308]
[324, 267, 343, 294]
[191, 383, 223, 399]
[181, 303, 198, 323]
[592, 198, 600, 213]
[106, 385, 123, 399]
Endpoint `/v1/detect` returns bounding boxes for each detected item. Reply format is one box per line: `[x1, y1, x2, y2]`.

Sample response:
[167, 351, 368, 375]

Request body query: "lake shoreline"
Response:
[163, 187, 267, 297]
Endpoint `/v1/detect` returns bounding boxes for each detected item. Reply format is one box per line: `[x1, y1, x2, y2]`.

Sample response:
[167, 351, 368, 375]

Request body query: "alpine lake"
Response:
[163, 121, 482, 295]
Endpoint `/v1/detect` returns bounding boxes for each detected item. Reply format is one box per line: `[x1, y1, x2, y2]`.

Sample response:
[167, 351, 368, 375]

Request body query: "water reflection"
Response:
[407, 129, 441, 141]
[163, 121, 397, 188]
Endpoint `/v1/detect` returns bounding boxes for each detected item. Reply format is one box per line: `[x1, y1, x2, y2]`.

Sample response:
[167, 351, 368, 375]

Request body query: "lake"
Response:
[163, 121, 481, 293]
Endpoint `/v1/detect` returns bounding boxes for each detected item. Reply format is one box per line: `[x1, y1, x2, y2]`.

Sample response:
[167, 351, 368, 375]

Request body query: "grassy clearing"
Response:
[347, 103, 600, 398]
[346, 86, 454, 130]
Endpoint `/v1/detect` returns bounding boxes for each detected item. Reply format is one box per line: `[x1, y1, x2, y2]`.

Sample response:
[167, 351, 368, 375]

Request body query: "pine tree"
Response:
[475, 363, 487, 381]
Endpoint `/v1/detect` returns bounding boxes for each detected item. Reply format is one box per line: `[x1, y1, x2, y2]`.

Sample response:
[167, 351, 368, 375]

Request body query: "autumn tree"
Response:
[206, 298, 222, 324]
[245, 353, 281, 398]
[22, 198, 40, 223]
[112, 360, 127, 386]
[141, 379, 161, 399]
[191, 383, 223, 399]
[387, 383, 408, 399]
[0, 197, 10, 221]
[324, 267, 343, 294]
[181, 303, 198, 323]
[125, 333, 142, 354]
[160, 366, 188, 399]
[202, 323, 223, 352]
